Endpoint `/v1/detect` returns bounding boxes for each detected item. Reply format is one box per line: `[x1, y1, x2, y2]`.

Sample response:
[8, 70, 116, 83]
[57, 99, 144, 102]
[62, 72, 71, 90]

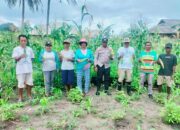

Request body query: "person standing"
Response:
[139, 41, 158, 99]
[117, 38, 135, 95]
[60, 39, 75, 93]
[12, 35, 34, 102]
[157, 43, 177, 99]
[39, 41, 60, 96]
[75, 38, 94, 96]
[94, 38, 114, 95]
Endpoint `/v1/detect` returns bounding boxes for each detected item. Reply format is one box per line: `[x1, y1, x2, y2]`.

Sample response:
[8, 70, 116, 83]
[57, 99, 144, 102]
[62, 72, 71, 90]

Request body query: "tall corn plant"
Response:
[128, 20, 149, 90]
[71, 3, 93, 38]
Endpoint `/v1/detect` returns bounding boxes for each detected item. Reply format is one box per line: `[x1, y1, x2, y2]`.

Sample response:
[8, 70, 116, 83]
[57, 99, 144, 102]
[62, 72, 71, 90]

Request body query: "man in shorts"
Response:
[157, 43, 177, 99]
[12, 35, 34, 102]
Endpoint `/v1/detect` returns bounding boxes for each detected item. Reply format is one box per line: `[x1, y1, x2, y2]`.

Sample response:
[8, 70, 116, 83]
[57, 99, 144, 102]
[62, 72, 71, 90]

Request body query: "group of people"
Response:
[12, 35, 177, 102]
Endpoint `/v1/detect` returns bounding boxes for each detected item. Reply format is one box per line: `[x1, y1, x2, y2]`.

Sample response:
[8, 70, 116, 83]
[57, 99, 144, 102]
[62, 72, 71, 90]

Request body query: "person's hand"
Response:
[20, 54, 26, 59]
[77, 59, 81, 62]
[94, 66, 98, 72]
[67, 58, 73, 62]
[87, 59, 91, 63]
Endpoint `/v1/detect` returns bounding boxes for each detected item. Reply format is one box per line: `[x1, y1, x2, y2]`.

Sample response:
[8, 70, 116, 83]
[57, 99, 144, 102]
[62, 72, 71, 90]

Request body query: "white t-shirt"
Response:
[12, 46, 34, 75]
[60, 49, 74, 70]
[42, 51, 56, 71]
[117, 46, 135, 69]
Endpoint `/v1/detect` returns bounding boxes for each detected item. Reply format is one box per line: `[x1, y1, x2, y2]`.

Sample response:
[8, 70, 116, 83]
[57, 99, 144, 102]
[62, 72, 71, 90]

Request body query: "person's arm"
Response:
[94, 48, 99, 71]
[54, 51, 60, 70]
[88, 49, 94, 63]
[12, 48, 25, 62]
[38, 50, 44, 63]
[117, 48, 123, 60]
[31, 48, 35, 62]
[173, 55, 177, 75]
[109, 47, 114, 60]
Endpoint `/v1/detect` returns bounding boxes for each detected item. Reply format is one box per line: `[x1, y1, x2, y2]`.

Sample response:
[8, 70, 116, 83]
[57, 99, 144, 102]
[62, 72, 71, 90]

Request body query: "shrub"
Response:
[161, 102, 180, 124]
[67, 88, 83, 103]
[115, 91, 130, 105]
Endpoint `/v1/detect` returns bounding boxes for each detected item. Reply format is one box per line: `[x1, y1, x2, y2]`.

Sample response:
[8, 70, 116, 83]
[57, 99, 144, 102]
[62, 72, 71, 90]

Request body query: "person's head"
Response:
[18, 34, 28, 47]
[45, 41, 52, 52]
[123, 38, 130, 48]
[145, 41, 152, 51]
[165, 43, 172, 54]
[79, 38, 87, 49]
[102, 38, 108, 48]
[63, 39, 71, 49]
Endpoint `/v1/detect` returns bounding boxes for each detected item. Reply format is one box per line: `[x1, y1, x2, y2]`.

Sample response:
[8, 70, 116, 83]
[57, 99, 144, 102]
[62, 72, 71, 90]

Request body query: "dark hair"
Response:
[79, 42, 87, 46]
[18, 34, 28, 40]
[145, 41, 151, 46]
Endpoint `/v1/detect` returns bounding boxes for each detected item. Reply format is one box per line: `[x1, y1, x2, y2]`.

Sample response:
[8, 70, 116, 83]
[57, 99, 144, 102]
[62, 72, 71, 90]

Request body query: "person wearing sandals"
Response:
[94, 38, 114, 96]
[75, 38, 94, 96]
[60, 39, 75, 94]
[39, 41, 60, 96]
[12, 35, 35, 102]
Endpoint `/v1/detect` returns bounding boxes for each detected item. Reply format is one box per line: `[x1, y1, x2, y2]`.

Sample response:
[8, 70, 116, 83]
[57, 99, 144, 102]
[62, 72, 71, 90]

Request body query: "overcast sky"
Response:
[0, 0, 180, 33]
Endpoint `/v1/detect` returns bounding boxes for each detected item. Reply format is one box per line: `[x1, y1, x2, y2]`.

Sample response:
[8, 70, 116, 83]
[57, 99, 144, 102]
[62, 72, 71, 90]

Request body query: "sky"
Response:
[0, 0, 180, 33]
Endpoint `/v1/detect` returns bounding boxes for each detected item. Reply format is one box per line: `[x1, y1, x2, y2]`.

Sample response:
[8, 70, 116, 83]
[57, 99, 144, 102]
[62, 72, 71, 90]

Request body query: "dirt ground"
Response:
[0, 87, 179, 130]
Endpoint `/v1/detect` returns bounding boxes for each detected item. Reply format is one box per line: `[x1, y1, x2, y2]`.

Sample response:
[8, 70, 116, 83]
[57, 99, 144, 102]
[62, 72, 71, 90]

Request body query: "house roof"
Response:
[150, 19, 180, 34]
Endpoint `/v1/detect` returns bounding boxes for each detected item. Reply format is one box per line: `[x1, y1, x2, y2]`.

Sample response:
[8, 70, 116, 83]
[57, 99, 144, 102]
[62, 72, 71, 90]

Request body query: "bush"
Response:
[161, 102, 180, 124]
[115, 91, 130, 105]
[67, 88, 83, 103]
[153, 93, 167, 104]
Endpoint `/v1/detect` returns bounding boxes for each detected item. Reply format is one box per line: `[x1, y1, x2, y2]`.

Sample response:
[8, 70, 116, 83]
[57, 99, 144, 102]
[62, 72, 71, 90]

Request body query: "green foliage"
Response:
[52, 87, 63, 99]
[20, 114, 30, 122]
[115, 91, 130, 106]
[111, 110, 126, 121]
[0, 102, 24, 121]
[161, 102, 180, 124]
[80, 97, 93, 113]
[67, 88, 83, 103]
[35, 97, 50, 116]
[153, 93, 167, 104]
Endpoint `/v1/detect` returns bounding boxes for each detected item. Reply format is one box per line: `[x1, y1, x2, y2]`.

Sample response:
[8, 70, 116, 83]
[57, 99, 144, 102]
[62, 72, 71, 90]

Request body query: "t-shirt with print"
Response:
[139, 50, 158, 74]
[60, 49, 74, 70]
[12, 46, 34, 75]
[158, 54, 177, 76]
[42, 51, 56, 71]
[117, 46, 135, 69]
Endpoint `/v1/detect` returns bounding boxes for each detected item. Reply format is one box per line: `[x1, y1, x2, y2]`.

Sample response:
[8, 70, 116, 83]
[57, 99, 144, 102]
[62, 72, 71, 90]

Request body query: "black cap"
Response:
[165, 43, 172, 49]
[45, 41, 52, 46]
[102, 38, 108, 43]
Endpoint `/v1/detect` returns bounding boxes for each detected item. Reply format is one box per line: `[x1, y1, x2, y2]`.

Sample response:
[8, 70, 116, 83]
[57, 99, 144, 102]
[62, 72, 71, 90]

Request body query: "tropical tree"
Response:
[46, 0, 77, 35]
[5, 0, 42, 28]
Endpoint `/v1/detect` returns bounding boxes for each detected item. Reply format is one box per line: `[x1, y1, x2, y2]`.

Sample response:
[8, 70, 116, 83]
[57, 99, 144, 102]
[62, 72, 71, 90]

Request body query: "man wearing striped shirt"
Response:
[139, 41, 158, 99]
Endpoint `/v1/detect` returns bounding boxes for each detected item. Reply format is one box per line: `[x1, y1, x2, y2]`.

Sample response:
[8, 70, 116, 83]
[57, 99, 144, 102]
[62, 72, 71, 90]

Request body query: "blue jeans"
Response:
[76, 68, 90, 93]
[43, 70, 55, 95]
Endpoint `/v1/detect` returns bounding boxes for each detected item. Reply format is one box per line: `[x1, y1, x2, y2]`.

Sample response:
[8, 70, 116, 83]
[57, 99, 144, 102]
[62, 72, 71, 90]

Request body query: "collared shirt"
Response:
[94, 46, 114, 68]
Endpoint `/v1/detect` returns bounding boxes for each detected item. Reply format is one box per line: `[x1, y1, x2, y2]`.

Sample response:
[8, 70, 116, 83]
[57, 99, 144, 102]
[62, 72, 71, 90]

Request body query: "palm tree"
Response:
[5, 0, 42, 28]
[46, 0, 77, 35]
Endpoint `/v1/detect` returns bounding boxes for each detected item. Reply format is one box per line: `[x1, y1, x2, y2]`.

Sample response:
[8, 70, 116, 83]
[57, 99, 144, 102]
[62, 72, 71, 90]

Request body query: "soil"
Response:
[0, 87, 179, 130]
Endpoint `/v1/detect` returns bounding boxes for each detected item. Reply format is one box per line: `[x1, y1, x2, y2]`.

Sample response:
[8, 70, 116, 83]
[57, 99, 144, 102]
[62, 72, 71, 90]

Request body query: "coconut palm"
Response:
[46, 0, 77, 35]
[5, 0, 42, 28]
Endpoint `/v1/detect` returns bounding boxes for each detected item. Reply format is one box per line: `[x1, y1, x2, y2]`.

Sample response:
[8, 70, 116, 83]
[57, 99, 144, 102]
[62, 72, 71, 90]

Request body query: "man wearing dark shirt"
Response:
[157, 43, 177, 98]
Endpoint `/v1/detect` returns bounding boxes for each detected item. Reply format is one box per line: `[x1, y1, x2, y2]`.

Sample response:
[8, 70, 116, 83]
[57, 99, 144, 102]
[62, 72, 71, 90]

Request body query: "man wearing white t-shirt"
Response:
[12, 35, 34, 102]
[117, 38, 135, 95]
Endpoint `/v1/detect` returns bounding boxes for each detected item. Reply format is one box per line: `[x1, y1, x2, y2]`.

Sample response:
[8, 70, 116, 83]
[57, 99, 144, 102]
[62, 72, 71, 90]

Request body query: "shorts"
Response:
[118, 69, 132, 82]
[61, 70, 74, 85]
[17, 73, 33, 88]
[157, 75, 173, 87]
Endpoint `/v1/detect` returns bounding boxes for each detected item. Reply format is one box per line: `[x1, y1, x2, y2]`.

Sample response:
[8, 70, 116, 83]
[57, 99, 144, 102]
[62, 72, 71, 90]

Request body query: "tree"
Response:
[46, 0, 77, 35]
[5, 0, 42, 29]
